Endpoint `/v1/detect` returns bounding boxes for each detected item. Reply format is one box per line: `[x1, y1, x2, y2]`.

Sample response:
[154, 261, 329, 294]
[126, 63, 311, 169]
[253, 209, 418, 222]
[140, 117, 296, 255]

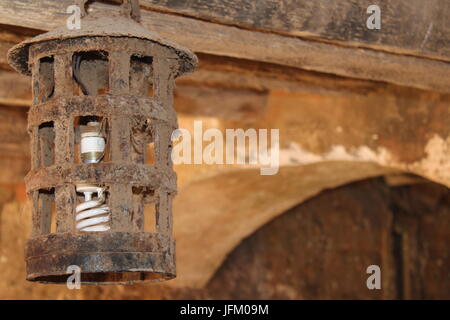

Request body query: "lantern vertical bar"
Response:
[110, 184, 134, 231]
[154, 57, 176, 108]
[30, 61, 40, 171]
[55, 185, 76, 233]
[110, 51, 131, 94]
[131, 120, 146, 232]
[156, 191, 173, 235]
[132, 191, 144, 232]
[54, 117, 74, 165]
[31, 61, 40, 104]
[30, 191, 40, 237]
[109, 50, 132, 162]
[38, 191, 53, 234]
[54, 53, 74, 97]
[30, 126, 39, 170]
[109, 51, 134, 232]
[54, 116, 75, 233]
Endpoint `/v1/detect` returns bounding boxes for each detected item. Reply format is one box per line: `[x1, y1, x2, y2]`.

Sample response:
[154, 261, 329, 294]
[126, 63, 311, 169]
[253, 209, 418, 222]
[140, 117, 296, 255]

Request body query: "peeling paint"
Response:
[276, 135, 450, 187]
[403, 134, 450, 187]
[279, 142, 391, 165]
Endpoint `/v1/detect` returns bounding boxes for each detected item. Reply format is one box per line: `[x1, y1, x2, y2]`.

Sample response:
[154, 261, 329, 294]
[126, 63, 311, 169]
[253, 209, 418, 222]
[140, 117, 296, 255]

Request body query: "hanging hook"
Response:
[74, 0, 88, 18]
[74, 0, 141, 22]
[120, 0, 141, 23]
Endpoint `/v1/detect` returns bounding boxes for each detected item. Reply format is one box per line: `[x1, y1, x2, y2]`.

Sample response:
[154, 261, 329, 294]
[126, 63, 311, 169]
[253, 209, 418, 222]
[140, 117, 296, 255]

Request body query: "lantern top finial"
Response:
[8, 0, 197, 77]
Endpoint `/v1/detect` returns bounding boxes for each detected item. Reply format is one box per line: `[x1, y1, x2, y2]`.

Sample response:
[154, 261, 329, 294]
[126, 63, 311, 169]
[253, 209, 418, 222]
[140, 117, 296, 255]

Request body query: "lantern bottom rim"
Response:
[28, 269, 175, 285]
[25, 232, 176, 285]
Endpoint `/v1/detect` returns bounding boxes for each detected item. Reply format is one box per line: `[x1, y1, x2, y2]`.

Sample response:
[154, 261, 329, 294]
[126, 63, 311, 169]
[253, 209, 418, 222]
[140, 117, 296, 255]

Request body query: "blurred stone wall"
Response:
[206, 179, 450, 299]
[0, 178, 448, 299]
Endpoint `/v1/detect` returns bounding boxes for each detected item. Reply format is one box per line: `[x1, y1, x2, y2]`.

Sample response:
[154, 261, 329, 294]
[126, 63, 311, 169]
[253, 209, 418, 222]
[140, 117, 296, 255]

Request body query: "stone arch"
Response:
[170, 158, 447, 288]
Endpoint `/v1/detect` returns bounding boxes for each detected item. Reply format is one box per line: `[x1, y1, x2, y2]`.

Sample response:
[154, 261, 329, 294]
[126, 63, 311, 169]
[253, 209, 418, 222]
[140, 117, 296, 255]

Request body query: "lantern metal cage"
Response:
[7, 0, 197, 284]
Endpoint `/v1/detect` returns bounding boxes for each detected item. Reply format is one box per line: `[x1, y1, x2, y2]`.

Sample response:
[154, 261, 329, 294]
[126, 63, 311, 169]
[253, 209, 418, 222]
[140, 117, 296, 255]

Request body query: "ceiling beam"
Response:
[137, 0, 450, 63]
[0, 71, 31, 107]
[0, 1, 450, 93]
[0, 51, 391, 109]
[0, 41, 13, 66]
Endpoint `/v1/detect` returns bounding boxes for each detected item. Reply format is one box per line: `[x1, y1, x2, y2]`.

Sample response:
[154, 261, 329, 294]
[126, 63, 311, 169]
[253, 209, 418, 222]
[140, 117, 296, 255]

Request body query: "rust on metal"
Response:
[7, 0, 196, 284]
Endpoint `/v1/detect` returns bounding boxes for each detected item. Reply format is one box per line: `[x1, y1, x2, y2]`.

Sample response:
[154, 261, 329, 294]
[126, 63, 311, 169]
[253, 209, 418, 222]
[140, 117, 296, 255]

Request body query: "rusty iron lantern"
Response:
[7, 0, 197, 284]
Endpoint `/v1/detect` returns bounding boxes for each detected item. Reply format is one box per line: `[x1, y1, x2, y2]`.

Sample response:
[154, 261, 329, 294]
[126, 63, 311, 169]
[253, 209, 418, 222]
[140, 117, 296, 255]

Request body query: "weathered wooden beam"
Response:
[137, 0, 450, 63]
[181, 53, 384, 96]
[0, 26, 41, 68]
[0, 52, 387, 109]
[0, 41, 13, 66]
[0, 71, 31, 106]
[174, 85, 268, 120]
[188, 54, 381, 93]
[0, 105, 29, 184]
[0, 1, 450, 93]
[0, 105, 28, 150]
[0, 34, 383, 96]
[0, 67, 269, 119]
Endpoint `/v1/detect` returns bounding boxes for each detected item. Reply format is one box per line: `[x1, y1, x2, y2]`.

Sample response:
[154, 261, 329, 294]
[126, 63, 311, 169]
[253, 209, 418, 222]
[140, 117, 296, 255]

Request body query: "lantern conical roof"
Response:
[8, 10, 197, 77]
